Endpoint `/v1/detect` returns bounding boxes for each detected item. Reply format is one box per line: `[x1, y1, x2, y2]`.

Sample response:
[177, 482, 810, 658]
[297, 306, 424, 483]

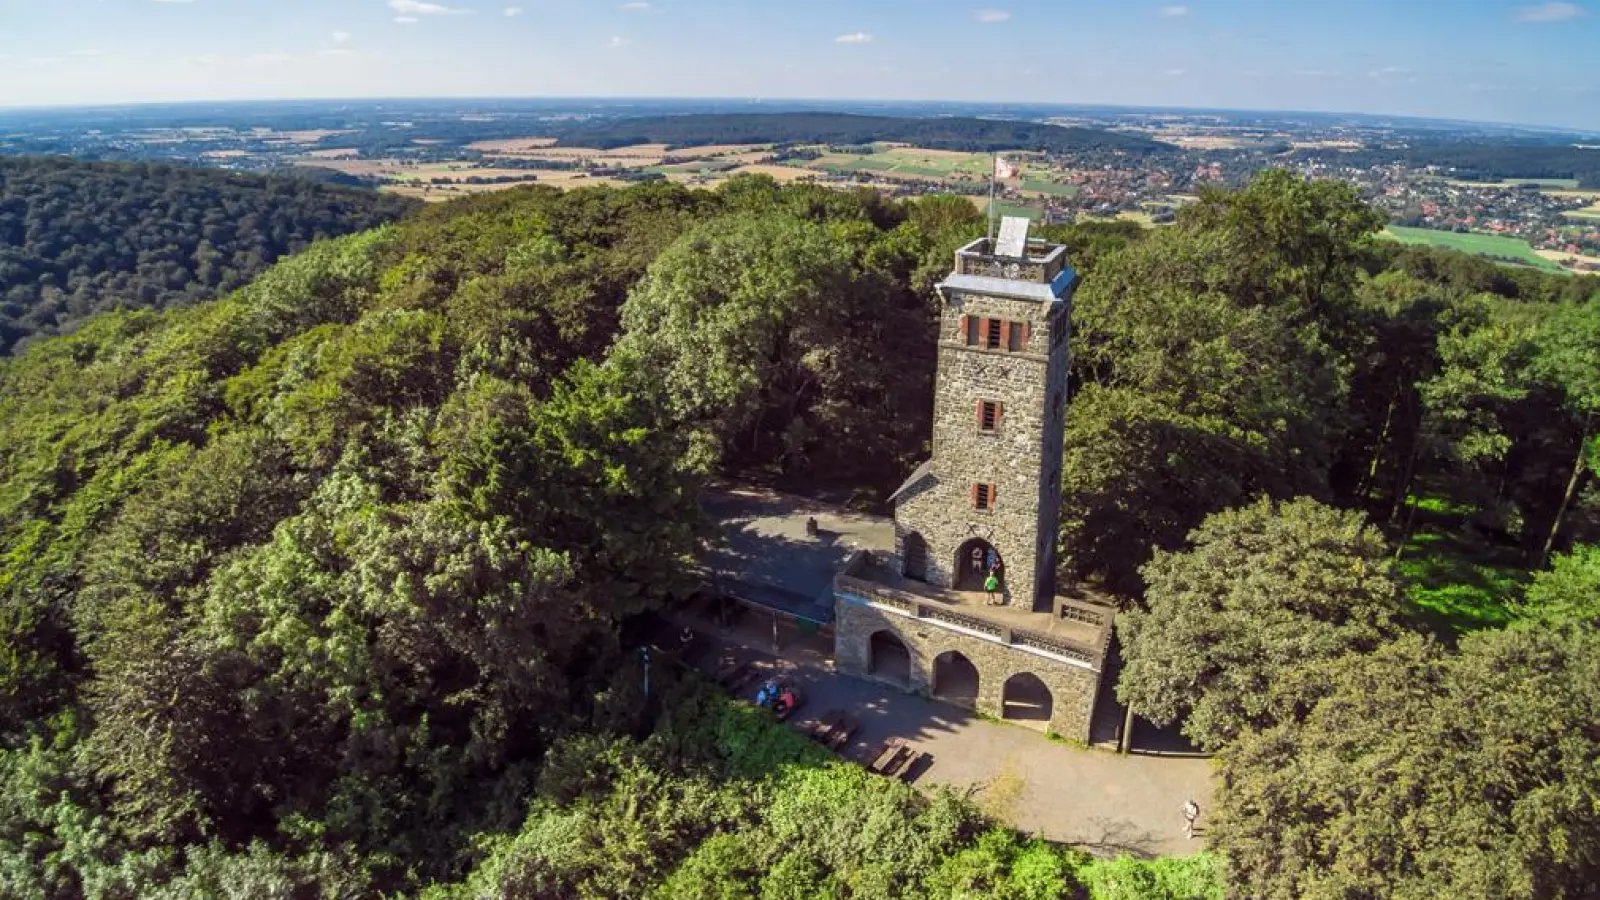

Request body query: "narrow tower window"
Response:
[972, 483, 997, 510]
[977, 400, 1003, 432]
[985, 318, 1003, 349]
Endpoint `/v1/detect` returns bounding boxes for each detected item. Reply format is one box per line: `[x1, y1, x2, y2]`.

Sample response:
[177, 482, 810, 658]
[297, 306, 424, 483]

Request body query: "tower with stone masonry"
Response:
[890, 220, 1077, 612]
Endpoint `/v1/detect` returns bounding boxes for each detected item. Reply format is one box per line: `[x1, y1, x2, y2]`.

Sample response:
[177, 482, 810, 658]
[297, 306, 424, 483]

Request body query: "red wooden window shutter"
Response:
[971, 483, 979, 508]
[959, 315, 970, 342]
[994, 403, 1003, 428]
[989, 483, 998, 507]
[1021, 322, 1031, 347]
[1000, 320, 1011, 351]
[975, 399, 985, 426]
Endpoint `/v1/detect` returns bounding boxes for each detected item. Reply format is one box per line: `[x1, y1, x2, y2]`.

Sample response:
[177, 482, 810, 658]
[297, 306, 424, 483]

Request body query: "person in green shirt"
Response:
[984, 572, 1000, 604]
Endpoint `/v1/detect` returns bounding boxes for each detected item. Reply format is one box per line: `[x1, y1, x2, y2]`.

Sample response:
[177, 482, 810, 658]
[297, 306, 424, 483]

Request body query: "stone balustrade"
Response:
[954, 239, 1068, 283]
[836, 573, 1101, 668]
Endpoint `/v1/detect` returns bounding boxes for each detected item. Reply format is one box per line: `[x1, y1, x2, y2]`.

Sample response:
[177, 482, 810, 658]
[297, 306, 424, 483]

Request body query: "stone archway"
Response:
[902, 531, 928, 582]
[932, 650, 979, 709]
[1002, 671, 1053, 730]
[954, 538, 1003, 592]
[868, 630, 912, 686]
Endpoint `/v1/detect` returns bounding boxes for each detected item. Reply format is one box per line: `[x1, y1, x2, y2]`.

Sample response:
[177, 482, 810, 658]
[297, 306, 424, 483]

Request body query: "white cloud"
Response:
[1513, 2, 1587, 21]
[70, 49, 102, 57]
[1159, 5, 1189, 16]
[621, 2, 651, 9]
[607, 35, 632, 48]
[1369, 65, 1412, 79]
[504, 6, 523, 15]
[975, 9, 1011, 23]
[388, 0, 468, 16]
[835, 32, 873, 43]
[332, 31, 352, 43]
[394, 16, 419, 23]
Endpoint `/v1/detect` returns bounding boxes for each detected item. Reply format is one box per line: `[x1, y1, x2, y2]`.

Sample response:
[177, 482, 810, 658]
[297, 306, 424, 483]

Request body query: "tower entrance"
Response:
[954, 538, 1003, 592]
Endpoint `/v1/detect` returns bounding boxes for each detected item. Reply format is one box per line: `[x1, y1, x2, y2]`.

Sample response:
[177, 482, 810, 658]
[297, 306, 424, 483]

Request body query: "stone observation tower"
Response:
[832, 219, 1114, 742]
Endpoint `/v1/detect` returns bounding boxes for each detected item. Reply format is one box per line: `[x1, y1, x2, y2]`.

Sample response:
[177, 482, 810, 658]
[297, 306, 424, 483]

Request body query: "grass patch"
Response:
[1022, 177, 1079, 197]
[1395, 522, 1527, 637]
[1380, 226, 1565, 272]
[982, 200, 1042, 221]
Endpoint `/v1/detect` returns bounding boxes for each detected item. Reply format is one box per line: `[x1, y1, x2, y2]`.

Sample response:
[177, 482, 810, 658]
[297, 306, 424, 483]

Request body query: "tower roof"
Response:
[938, 234, 1078, 304]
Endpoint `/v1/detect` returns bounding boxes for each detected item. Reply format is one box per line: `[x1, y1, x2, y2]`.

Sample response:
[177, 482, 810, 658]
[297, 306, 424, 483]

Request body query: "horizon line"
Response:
[0, 94, 1595, 138]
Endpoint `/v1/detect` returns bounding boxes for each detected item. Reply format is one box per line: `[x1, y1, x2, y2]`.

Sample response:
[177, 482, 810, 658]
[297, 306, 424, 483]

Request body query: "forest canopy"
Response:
[0, 171, 1596, 898]
[554, 112, 1172, 155]
[0, 156, 417, 354]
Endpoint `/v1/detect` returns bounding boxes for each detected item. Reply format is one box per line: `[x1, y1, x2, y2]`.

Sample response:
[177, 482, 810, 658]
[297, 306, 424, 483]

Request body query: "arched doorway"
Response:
[932, 651, 979, 709]
[1002, 672, 1053, 730]
[954, 538, 1003, 592]
[868, 630, 911, 686]
[902, 531, 928, 583]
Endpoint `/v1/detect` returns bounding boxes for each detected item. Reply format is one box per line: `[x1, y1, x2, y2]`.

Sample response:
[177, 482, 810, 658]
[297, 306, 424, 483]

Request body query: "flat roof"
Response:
[938, 266, 1079, 304]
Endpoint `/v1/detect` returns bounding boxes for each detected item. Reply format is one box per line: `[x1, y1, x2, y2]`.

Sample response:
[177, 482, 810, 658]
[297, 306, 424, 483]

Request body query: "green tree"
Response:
[1117, 496, 1407, 750]
[1531, 300, 1600, 566]
[1212, 628, 1600, 899]
[1517, 543, 1600, 628]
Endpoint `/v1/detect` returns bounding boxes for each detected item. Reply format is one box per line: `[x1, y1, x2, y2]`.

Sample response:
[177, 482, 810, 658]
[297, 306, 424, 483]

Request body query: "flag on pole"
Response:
[994, 156, 1019, 180]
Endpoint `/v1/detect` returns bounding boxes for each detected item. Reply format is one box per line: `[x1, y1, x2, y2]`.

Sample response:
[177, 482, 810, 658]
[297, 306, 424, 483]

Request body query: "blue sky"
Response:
[1, 1, 1596, 130]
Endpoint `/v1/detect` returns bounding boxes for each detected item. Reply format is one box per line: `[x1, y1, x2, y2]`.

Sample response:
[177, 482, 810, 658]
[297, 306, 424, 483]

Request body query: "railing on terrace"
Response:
[837, 573, 1103, 667]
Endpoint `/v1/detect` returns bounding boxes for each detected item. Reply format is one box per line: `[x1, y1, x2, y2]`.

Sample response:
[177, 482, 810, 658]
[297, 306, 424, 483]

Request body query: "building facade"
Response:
[832, 222, 1113, 742]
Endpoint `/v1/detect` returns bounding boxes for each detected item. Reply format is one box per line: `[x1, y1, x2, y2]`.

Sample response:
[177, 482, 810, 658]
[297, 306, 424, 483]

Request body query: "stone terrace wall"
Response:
[834, 590, 1100, 743]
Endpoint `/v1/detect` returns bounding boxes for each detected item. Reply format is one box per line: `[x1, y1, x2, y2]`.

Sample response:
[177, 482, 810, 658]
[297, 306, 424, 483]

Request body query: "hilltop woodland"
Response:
[0, 157, 417, 355]
[0, 169, 1596, 898]
[553, 112, 1170, 157]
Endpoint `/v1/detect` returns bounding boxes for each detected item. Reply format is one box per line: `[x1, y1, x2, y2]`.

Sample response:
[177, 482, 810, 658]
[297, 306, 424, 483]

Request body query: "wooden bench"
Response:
[807, 709, 859, 751]
[868, 738, 924, 781]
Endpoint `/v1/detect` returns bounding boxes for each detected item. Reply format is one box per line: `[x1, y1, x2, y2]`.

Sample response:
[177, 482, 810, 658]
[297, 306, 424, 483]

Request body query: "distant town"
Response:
[4, 99, 1597, 272]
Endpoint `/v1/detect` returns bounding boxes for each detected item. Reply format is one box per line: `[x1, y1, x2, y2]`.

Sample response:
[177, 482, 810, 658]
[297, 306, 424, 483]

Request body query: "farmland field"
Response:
[1564, 203, 1600, 220]
[812, 147, 989, 180]
[1379, 226, 1564, 271]
[1021, 177, 1079, 197]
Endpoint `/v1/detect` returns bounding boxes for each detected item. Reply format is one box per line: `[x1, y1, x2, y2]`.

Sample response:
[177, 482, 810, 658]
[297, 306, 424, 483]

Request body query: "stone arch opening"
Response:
[955, 538, 1003, 592]
[932, 650, 980, 709]
[902, 531, 929, 582]
[1002, 671, 1053, 729]
[868, 630, 911, 686]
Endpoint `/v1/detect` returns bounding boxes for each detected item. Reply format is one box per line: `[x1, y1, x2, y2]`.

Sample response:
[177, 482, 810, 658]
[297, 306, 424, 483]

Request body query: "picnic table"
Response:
[867, 737, 924, 781]
[807, 709, 859, 751]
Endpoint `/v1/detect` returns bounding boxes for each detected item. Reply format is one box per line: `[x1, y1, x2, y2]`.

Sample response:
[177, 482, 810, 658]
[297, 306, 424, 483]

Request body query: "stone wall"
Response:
[834, 591, 1100, 743]
[894, 288, 1071, 612]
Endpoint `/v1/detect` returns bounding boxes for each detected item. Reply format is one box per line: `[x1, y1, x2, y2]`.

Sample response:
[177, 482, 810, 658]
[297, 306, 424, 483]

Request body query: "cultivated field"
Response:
[1563, 202, 1600, 220]
[1380, 225, 1565, 271]
[1536, 248, 1600, 268]
[297, 137, 1081, 207]
[465, 137, 558, 152]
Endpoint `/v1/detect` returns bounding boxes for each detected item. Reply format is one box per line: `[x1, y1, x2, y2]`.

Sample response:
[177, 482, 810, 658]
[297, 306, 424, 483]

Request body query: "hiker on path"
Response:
[1183, 799, 1200, 839]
